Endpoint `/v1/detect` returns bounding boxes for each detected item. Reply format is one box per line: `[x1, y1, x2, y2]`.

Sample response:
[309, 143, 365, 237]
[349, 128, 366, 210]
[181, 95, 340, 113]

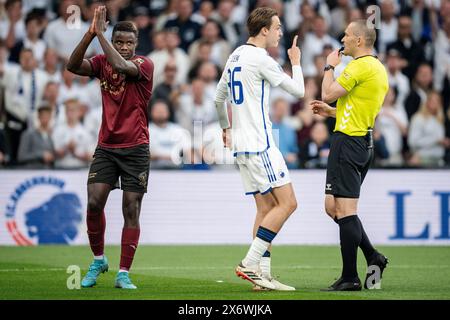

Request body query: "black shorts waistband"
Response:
[333, 130, 373, 149]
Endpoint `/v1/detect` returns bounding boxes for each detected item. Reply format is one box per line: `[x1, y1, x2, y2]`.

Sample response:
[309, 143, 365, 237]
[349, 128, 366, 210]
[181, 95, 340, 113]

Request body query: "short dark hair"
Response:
[5, 0, 21, 9]
[112, 21, 139, 38]
[37, 102, 52, 113]
[25, 11, 42, 26]
[247, 7, 277, 37]
[20, 47, 33, 55]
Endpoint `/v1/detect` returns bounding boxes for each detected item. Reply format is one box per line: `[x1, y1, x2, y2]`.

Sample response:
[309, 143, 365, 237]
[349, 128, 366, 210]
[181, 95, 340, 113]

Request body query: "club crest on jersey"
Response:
[134, 58, 144, 65]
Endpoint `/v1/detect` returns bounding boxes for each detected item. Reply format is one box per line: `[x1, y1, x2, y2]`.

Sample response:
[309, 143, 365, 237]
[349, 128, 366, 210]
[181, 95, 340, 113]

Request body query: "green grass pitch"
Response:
[1, 245, 449, 300]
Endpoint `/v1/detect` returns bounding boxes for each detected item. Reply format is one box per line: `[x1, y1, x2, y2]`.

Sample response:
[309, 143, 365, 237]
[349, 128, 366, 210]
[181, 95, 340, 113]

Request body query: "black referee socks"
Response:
[338, 215, 362, 281]
[335, 215, 376, 265]
[357, 216, 376, 262]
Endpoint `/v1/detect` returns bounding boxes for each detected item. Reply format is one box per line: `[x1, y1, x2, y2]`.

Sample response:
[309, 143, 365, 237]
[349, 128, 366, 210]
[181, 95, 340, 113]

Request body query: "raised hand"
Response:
[287, 35, 301, 66]
[94, 6, 109, 35]
[88, 7, 98, 35]
[326, 49, 341, 68]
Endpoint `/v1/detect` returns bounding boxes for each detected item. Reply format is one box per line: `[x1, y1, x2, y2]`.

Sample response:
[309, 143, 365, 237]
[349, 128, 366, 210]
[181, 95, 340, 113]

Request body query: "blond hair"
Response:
[416, 91, 444, 124]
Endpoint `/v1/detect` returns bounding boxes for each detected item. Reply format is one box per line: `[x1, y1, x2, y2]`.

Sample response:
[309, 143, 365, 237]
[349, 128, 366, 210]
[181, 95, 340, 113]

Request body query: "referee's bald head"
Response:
[349, 20, 376, 48]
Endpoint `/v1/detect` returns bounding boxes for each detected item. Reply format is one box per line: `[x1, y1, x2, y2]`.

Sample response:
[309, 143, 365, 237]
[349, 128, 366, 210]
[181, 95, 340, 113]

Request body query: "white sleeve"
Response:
[43, 25, 56, 50]
[214, 68, 231, 129]
[52, 127, 65, 150]
[260, 56, 305, 98]
[278, 65, 305, 99]
[259, 56, 285, 87]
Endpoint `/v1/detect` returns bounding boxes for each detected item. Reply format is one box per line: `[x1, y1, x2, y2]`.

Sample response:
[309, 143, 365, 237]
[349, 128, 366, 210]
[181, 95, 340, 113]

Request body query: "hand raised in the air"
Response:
[93, 6, 109, 35]
[88, 6, 98, 36]
[287, 35, 301, 66]
[326, 49, 341, 68]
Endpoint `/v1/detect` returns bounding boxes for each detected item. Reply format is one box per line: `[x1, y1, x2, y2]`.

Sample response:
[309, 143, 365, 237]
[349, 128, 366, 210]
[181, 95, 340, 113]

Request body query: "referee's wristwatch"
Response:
[324, 64, 335, 72]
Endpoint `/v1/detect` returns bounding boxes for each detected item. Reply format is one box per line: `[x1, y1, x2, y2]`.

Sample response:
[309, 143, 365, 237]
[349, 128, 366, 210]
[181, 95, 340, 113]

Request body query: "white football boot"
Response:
[253, 275, 296, 291]
[235, 263, 276, 290]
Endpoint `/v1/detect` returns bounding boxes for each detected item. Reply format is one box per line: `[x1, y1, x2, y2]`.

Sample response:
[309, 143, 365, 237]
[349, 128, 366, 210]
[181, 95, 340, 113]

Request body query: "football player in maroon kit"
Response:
[67, 6, 153, 289]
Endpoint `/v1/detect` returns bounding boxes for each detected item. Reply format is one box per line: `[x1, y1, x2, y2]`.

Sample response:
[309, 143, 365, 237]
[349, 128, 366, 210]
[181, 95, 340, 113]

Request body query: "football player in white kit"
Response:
[215, 7, 305, 291]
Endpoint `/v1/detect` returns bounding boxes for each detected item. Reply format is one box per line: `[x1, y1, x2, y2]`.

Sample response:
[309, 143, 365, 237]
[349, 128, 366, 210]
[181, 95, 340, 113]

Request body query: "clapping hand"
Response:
[90, 5, 109, 36]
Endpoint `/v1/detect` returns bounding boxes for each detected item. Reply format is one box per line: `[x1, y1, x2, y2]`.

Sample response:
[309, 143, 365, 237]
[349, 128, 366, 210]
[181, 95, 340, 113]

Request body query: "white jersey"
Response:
[216, 45, 287, 155]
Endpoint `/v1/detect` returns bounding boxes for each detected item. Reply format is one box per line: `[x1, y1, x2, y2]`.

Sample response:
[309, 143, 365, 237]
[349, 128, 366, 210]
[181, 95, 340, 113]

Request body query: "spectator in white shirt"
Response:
[149, 100, 191, 169]
[42, 47, 62, 83]
[52, 98, 93, 169]
[378, 0, 399, 54]
[58, 67, 85, 106]
[148, 29, 190, 87]
[408, 92, 450, 167]
[41, 81, 64, 126]
[386, 49, 410, 107]
[8, 11, 46, 64]
[301, 15, 340, 77]
[189, 19, 231, 68]
[177, 78, 217, 135]
[1, 48, 49, 163]
[0, 0, 26, 49]
[329, 0, 352, 39]
[376, 87, 409, 166]
[43, 0, 93, 61]
[196, 61, 219, 105]
[211, 0, 242, 49]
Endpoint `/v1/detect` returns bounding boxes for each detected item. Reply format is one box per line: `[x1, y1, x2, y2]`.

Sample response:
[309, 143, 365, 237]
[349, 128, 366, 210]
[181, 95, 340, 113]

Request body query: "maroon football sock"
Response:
[86, 210, 106, 256]
[120, 227, 140, 271]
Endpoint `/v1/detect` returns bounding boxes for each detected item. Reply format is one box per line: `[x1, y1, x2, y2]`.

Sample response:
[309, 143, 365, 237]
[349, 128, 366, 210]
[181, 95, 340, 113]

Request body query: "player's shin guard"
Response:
[87, 210, 106, 256]
[120, 227, 140, 271]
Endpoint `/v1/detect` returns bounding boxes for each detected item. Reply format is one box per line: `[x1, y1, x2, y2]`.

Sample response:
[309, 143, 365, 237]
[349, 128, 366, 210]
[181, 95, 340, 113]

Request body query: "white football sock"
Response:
[242, 237, 270, 267]
[260, 256, 271, 278]
[94, 255, 104, 260]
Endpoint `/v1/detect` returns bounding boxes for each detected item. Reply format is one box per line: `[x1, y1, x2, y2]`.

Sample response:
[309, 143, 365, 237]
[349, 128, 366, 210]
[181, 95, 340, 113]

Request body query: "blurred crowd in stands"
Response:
[0, 0, 449, 170]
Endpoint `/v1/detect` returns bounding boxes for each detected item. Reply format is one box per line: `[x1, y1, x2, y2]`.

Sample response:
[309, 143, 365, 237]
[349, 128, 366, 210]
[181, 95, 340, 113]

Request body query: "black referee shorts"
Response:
[325, 131, 373, 198]
[87, 144, 150, 193]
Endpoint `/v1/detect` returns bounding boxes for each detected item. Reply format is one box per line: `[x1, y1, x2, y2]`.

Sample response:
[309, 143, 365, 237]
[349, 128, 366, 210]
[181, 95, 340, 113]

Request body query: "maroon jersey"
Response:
[89, 54, 153, 148]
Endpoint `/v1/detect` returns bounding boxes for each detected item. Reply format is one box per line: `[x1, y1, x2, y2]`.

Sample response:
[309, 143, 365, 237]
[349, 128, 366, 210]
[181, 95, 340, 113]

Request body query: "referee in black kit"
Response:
[310, 20, 389, 291]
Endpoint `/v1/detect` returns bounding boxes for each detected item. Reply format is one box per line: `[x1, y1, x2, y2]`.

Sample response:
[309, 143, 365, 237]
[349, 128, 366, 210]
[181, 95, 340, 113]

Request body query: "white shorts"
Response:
[236, 147, 291, 195]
